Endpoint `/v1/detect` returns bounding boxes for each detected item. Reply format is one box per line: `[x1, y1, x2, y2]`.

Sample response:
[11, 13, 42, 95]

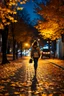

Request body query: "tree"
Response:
[8, 18, 34, 58]
[0, 0, 28, 64]
[35, 0, 64, 40]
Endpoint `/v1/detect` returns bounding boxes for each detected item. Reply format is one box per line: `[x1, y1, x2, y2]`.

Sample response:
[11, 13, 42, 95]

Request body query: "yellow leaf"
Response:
[5, 93, 9, 96]
[14, 92, 20, 94]
[11, 84, 16, 87]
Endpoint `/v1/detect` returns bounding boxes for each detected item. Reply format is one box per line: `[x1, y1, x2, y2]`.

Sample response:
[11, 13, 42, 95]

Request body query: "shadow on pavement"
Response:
[31, 75, 38, 91]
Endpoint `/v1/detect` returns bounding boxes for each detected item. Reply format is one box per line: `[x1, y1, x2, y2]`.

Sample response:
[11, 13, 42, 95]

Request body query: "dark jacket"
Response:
[31, 46, 40, 58]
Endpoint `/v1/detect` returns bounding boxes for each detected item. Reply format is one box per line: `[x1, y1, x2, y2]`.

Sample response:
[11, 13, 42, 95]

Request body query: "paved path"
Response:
[0, 57, 64, 96]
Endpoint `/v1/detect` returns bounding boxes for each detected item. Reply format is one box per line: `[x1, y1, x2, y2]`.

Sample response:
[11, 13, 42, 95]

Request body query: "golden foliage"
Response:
[0, 59, 22, 78]
[0, 0, 28, 29]
[35, 0, 64, 40]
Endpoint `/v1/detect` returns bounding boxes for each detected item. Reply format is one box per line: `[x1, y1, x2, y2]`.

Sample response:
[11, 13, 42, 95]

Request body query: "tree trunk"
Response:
[11, 23, 16, 60]
[7, 42, 10, 54]
[12, 37, 16, 60]
[16, 42, 18, 59]
[20, 42, 22, 57]
[2, 26, 9, 64]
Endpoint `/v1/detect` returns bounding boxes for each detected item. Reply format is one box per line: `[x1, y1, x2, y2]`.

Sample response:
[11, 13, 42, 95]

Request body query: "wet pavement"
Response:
[0, 57, 64, 96]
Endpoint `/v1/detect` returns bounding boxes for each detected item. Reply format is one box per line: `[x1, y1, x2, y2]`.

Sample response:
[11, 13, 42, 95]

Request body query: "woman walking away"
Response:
[31, 40, 40, 76]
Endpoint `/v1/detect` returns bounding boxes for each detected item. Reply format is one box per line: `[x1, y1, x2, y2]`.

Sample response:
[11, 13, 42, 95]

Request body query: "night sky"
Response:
[19, 0, 49, 26]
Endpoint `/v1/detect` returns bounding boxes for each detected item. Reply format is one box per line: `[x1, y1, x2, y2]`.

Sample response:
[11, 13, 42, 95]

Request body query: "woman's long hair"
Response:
[32, 40, 38, 48]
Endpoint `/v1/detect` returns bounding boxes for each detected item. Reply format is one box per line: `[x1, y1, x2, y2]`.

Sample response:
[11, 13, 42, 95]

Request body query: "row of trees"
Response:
[35, 0, 64, 40]
[0, 0, 29, 64]
[0, 0, 49, 64]
[1, 0, 63, 64]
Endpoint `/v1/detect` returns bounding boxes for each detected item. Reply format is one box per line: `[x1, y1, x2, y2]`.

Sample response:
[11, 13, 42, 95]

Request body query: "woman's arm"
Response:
[30, 48, 33, 58]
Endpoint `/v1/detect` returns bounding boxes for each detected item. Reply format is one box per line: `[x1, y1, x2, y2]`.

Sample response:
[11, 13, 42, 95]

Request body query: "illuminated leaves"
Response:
[35, 20, 61, 40]
[0, 0, 28, 29]
[35, 0, 64, 40]
[0, 86, 4, 90]
[0, 60, 22, 78]
[0, 58, 64, 95]
[14, 92, 20, 94]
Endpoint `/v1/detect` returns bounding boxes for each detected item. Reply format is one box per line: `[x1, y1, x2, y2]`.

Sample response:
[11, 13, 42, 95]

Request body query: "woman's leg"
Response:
[34, 58, 38, 75]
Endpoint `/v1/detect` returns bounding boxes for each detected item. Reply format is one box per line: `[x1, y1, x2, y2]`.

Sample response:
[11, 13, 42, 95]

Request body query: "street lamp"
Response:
[25, 43, 29, 47]
[38, 38, 40, 41]
[24, 43, 30, 56]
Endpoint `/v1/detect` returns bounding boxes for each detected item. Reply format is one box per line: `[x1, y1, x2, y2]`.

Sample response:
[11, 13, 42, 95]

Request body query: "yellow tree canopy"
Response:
[36, 20, 61, 40]
[0, 0, 28, 29]
[35, 0, 64, 40]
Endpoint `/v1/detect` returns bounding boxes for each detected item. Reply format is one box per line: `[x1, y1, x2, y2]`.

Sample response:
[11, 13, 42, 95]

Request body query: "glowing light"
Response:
[0, 0, 28, 29]
[25, 43, 29, 47]
[0, 23, 4, 29]
[17, 7, 23, 10]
